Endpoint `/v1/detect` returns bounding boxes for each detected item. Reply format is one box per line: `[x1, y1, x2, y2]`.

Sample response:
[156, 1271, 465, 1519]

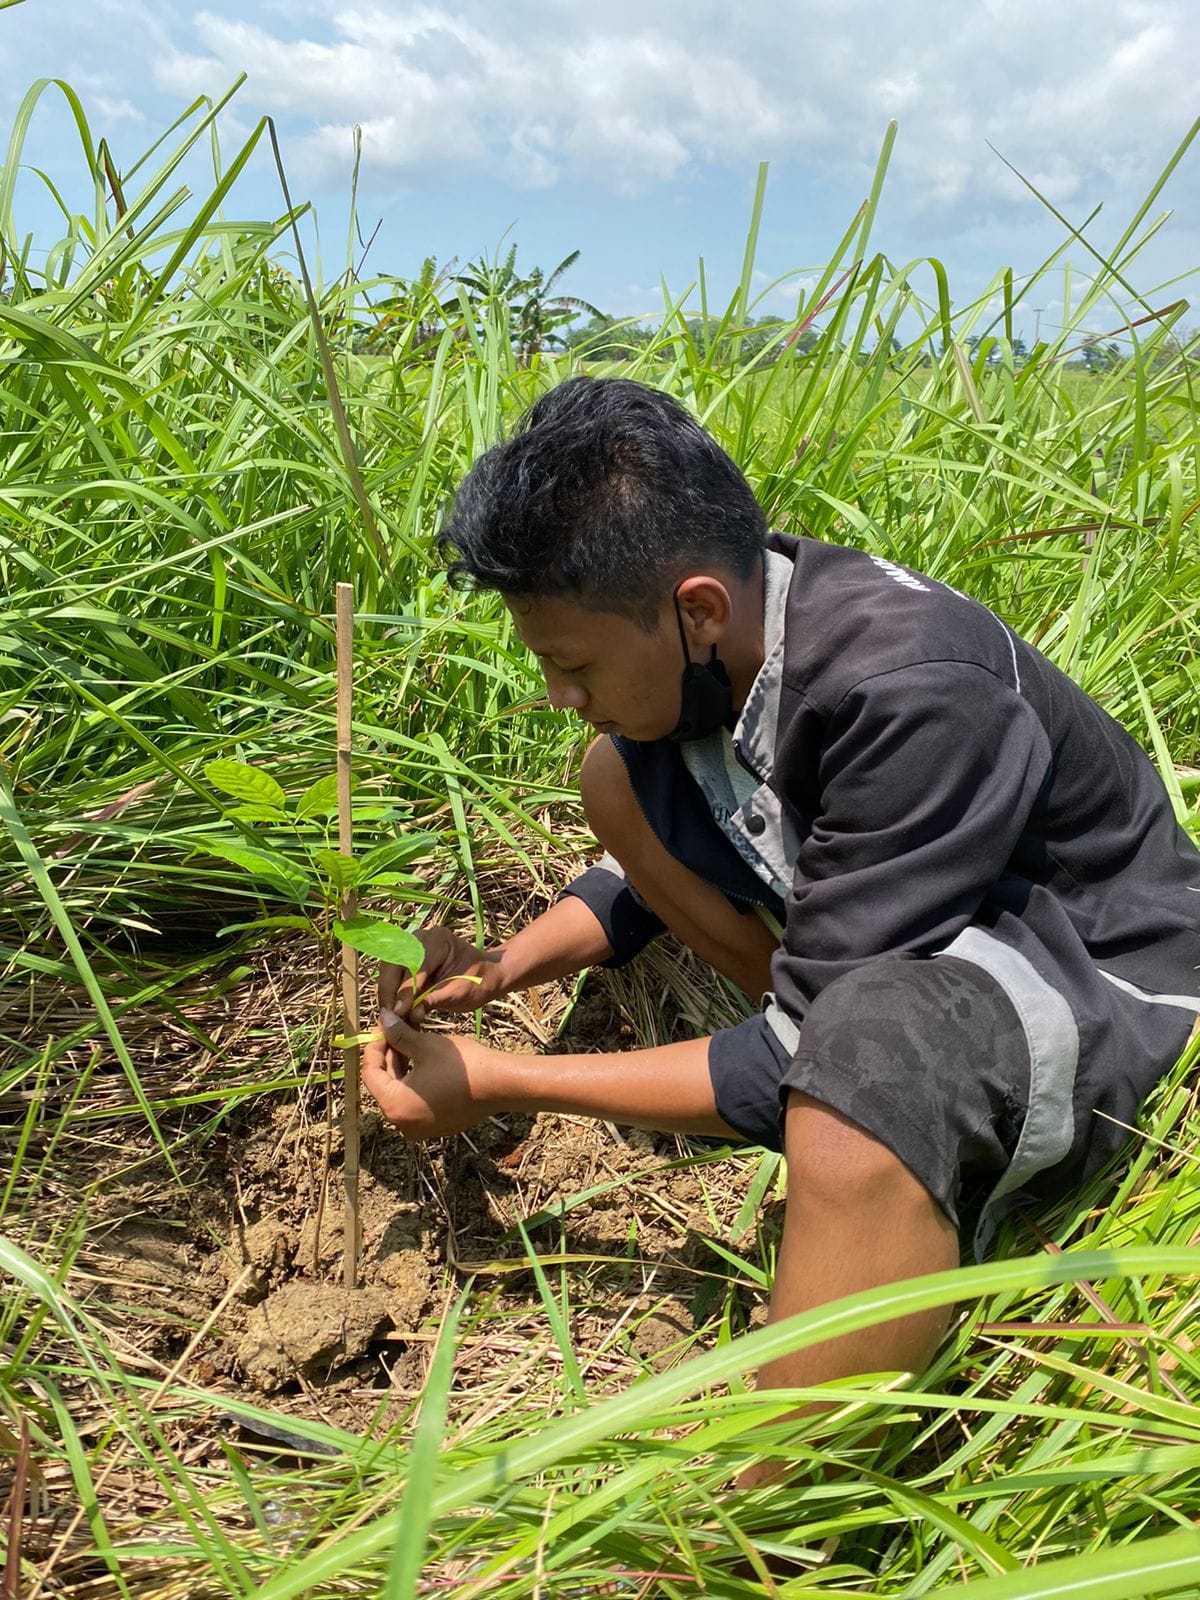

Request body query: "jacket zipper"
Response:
[731, 736, 766, 786]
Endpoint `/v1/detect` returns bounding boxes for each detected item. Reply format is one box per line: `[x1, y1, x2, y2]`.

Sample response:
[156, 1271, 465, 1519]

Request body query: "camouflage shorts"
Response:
[711, 955, 1031, 1235]
[709, 948, 1195, 1251]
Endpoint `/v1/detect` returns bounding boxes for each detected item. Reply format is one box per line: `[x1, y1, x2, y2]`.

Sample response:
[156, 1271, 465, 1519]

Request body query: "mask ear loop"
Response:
[671, 585, 690, 664]
[672, 586, 717, 666]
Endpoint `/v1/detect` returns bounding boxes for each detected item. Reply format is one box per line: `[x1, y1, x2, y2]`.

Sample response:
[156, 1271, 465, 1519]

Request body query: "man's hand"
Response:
[361, 1012, 503, 1141]
[379, 927, 506, 1023]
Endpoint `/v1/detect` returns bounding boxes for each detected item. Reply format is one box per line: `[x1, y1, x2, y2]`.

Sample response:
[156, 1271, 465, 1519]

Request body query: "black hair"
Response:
[438, 376, 767, 627]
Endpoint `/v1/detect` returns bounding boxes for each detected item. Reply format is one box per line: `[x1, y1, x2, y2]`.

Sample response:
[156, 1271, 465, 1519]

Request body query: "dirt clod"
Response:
[372, 1248, 435, 1331]
[229, 1216, 295, 1301]
[236, 1282, 390, 1393]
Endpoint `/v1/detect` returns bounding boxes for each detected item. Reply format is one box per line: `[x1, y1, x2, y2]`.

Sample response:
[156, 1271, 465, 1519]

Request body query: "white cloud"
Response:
[138, 0, 1196, 238]
[2, 0, 1192, 260]
[92, 96, 144, 123]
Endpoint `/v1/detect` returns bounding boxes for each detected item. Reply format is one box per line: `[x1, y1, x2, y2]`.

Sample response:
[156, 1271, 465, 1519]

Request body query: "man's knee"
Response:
[783, 1088, 932, 1215]
[580, 735, 641, 852]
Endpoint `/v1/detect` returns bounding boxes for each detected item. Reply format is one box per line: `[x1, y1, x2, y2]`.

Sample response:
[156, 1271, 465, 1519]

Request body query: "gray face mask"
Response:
[666, 588, 734, 743]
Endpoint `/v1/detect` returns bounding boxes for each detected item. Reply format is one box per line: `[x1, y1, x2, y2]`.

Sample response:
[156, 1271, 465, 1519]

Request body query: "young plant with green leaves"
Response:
[198, 756, 431, 985]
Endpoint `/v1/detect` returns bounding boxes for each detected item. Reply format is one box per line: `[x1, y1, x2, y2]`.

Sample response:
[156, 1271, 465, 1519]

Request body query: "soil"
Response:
[237, 1284, 390, 1393]
[50, 927, 773, 1446]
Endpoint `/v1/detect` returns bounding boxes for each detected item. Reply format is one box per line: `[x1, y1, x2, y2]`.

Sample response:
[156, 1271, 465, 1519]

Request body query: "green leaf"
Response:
[1130, 663, 1188, 826]
[931, 1525, 1200, 1598]
[295, 773, 340, 820]
[189, 835, 310, 899]
[225, 802, 288, 825]
[358, 834, 439, 881]
[217, 915, 315, 937]
[333, 915, 424, 972]
[383, 1296, 466, 1599]
[313, 848, 360, 890]
[730, 1150, 783, 1239]
[204, 758, 286, 810]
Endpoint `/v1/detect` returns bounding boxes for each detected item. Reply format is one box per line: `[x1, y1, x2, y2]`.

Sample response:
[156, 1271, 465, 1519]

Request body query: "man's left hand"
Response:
[361, 1012, 502, 1141]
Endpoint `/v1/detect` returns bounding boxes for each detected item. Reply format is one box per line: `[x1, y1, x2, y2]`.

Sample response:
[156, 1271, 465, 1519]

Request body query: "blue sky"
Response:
[2, 0, 1198, 342]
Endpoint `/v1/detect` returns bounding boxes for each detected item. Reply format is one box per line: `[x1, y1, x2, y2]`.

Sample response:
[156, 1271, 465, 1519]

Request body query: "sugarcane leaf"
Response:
[218, 914, 315, 937]
[358, 834, 439, 880]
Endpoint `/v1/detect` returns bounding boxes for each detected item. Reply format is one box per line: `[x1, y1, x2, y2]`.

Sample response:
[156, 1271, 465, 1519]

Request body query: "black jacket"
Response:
[565, 534, 1200, 1190]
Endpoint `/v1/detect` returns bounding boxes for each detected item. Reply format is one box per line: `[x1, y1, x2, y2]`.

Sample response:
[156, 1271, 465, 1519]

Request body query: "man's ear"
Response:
[674, 575, 733, 648]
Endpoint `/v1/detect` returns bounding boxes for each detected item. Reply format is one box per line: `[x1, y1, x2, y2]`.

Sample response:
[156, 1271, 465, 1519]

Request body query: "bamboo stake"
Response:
[336, 582, 361, 1290]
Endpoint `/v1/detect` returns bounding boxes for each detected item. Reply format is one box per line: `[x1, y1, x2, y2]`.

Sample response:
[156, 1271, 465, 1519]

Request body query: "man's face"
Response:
[505, 592, 683, 743]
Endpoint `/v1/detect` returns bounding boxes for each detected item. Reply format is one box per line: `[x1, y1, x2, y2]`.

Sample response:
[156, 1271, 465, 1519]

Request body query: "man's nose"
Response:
[544, 669, 588, 712]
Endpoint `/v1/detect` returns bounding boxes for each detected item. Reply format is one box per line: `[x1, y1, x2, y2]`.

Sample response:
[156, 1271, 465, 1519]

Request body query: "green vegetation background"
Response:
[4, 84, 1200, 1598]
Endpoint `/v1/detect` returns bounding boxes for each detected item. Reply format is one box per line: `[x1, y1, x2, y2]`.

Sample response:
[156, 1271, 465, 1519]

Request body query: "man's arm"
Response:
[363, 1014, 741, 1141]
[492, 891, 617, 990]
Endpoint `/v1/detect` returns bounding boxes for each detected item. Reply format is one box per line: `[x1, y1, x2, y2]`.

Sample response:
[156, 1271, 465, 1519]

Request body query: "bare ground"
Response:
[4, 883, 774, 1579]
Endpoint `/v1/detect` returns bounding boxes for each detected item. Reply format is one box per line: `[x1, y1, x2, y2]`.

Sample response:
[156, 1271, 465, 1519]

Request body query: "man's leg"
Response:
[580, 736, 777, 998]
[739, 1089, 959, 1487]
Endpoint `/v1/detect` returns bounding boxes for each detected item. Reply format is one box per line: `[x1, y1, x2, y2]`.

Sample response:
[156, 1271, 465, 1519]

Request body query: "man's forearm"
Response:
[492, 893, 615, 994]
[479, 1034, 741, 1139]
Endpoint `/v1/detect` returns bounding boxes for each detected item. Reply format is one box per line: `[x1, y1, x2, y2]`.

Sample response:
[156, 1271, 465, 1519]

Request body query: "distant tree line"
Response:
[359, 246, 600, 364]
[563, 313, 819, 363]
[357, 249, 820, 367]
[357, 248, 1198, 375]
[957, 329, 1199, 372]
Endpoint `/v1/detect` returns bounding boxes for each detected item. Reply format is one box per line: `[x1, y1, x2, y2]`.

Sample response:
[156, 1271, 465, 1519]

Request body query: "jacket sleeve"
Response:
[774, 660, 1052, 1000]
[707, 661, 1052, 1140]
[558, 852, 666, 967]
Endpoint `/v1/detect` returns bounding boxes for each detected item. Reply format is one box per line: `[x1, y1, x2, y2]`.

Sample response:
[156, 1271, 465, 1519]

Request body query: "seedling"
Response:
[192, 760, 433, 975]
[193, 604, 437, 1289]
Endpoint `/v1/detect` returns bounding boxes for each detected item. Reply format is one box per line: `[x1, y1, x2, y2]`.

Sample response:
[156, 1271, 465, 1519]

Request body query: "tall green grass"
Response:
[2, 93, 1197, 960]
[2, 86, 1200, 1598]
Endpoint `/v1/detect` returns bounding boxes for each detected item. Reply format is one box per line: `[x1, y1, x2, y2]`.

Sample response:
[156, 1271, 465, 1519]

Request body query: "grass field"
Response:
[3, 86, 1200, 1597]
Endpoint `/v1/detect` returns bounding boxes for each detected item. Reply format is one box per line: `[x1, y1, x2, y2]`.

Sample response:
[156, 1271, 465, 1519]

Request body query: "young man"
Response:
[362, 376, 1200, 1458]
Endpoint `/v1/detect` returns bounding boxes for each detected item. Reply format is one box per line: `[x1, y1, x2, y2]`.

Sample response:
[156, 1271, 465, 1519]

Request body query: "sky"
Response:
[2, 0, 1198, 342]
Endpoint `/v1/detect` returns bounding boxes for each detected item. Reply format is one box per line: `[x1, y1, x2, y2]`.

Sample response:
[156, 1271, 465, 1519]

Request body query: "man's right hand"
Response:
[379, 927, 507, 1022]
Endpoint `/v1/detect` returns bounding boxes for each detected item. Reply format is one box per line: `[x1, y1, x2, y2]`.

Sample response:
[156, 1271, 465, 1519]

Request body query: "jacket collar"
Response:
[731, 545, 793, 780]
